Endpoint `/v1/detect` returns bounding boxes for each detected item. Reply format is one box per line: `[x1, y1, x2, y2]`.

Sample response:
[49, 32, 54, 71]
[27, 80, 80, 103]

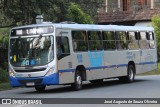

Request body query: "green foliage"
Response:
[0, 82, 12, 91]
[0, 11, 14, 27]
[0, 0, 103, 26]
[0, 28, 9, 48]
[67, 3, 94, 24]
[152, 15, 160, 62]
[0, 68, 9, 83]
[70, 0, 103, 21]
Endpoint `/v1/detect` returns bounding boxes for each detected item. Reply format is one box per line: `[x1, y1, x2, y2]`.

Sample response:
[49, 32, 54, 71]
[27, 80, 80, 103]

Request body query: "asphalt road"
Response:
[0, 75, 160, 107]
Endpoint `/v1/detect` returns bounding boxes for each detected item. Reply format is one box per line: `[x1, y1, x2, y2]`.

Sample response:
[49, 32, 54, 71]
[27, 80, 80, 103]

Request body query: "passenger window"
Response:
[128, 32, 139, 50]
[88, 31, 102, 51]
[148, 32, 155, 49]
[115, 32, 128, 50]
[139, 32, 149, 49]
[102, 31, 116, 50]
[72, 31, 88, 52]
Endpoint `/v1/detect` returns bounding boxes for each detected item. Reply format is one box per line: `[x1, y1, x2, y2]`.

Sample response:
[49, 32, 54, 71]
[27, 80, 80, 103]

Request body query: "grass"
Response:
[0, 68, 12, 91]
[0, 82, 12, 91]
[138, 70, 160, 76]
[138, 63, 160, 76]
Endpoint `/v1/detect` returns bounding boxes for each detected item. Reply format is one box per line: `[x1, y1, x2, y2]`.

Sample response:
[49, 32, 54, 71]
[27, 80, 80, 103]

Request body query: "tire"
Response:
[90, 79, 103, 84]
[35, 85, 46, 92]
[119, 65, 135, 83]
[71, 71, 82, 91]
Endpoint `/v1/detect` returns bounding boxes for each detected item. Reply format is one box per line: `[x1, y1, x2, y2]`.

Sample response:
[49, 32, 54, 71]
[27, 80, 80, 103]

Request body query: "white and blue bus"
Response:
[9, 23, 157, 91]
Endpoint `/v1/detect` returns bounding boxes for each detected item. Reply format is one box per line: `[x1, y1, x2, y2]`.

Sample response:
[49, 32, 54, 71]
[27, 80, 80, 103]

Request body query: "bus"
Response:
[8, 23, 157, 91]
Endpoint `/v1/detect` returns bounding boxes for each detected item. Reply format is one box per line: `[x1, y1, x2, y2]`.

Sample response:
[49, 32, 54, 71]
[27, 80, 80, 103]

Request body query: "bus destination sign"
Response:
[11, 26, 54, 36]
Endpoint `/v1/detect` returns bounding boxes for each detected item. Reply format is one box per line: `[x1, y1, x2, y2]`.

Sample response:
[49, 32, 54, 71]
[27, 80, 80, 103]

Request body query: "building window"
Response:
[138, 0, 148, 6]
[144, 0, 148, 5]
[123, 0, 130, 11]
[138, 0, 143, 5]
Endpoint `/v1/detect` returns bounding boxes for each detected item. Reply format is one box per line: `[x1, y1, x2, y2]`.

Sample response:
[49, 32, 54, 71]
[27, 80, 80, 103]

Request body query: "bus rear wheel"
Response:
[71, 71, 82, 91]
[119, 65, 135, 83]
[35, 85, 46, 92]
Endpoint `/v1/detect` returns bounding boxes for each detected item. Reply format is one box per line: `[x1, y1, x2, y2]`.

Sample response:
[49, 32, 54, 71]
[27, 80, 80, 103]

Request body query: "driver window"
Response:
[56, 36, 70, 59]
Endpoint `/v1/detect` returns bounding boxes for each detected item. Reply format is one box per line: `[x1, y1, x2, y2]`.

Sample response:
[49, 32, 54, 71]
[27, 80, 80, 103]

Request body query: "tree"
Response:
[0, 28, 9, 48]
[152, 15, 160, 62]
[152, 15, 160, 52]
[0, 0, 103, 26]
[70, 0, 103, 22]
[67, 3, 93, 24]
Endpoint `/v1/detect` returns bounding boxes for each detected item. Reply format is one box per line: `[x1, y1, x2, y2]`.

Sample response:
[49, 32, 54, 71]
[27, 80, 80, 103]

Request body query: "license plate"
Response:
[26, 82, 35, 86]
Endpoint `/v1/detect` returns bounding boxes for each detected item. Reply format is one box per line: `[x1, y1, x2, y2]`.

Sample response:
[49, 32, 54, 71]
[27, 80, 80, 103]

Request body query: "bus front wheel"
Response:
[71, 71, 82, 91]
[35, 85, 46, 92]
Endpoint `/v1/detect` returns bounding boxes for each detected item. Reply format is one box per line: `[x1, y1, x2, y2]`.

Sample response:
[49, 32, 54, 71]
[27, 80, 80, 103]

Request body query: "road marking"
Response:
[14, 104, 29, 107]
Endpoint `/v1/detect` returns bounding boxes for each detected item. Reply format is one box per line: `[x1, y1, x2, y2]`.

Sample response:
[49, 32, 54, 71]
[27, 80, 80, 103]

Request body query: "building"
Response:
[98, 0, 160, 26]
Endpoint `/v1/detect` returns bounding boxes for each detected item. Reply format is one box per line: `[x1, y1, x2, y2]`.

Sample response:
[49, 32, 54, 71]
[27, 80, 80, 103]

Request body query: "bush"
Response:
[0, 68, 9, 83]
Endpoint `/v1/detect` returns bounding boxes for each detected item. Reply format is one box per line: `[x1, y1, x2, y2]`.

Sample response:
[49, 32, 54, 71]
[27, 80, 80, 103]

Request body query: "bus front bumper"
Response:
[9, 73, 59, 87]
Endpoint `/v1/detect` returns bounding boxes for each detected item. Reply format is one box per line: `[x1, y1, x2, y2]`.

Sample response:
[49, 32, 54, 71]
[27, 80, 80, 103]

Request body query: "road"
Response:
[0, 75, 160, 107]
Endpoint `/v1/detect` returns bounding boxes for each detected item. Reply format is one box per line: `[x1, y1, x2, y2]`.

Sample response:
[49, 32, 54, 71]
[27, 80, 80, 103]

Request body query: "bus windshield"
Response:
[10, 35, 54, 67]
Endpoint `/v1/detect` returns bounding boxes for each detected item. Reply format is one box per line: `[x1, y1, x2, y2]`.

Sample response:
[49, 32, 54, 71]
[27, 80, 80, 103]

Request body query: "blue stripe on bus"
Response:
[58, 61, 156, 73]
[58, 69, 75, 72]
[136, 61, 156, 65]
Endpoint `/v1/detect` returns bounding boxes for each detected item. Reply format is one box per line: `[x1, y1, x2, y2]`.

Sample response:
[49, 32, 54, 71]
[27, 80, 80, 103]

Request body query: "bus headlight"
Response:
[45, 67, 54, 76]
[9, 68, 16, 78]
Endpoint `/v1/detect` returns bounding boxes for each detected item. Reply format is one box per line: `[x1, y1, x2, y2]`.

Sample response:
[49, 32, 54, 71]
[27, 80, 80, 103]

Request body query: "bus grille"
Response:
[15, 68, 46, 72]
[18, 79, 43, 85]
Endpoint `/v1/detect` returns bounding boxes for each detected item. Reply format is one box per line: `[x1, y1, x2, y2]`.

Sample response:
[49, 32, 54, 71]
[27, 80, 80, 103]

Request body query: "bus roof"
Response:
[12, 23, 154, 32]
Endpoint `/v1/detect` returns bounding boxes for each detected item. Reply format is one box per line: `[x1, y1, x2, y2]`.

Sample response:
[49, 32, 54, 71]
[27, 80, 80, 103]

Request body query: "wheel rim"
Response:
[129, 68, 134, 80]
[76, 75, 82, 88]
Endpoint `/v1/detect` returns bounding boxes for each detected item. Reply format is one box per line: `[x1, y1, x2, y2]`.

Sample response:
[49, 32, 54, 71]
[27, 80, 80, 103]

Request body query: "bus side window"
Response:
[128, 32, 139, 50]
[115, 31, 128, 50]
[102, 31, 116, 50]
[72, 31, 88, 52]
[56, 36, 70, 60]
[139, 32, 149, 49]
[149, 32, 155, 49]
[88, 31, 102, 51]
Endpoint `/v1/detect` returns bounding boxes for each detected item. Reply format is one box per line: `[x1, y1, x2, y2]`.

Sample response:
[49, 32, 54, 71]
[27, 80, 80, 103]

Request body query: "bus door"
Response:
[56, 30, 74, 84]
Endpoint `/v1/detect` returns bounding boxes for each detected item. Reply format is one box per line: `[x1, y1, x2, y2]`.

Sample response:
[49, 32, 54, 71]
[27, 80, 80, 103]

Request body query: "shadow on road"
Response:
[22, 78, 149, 94]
